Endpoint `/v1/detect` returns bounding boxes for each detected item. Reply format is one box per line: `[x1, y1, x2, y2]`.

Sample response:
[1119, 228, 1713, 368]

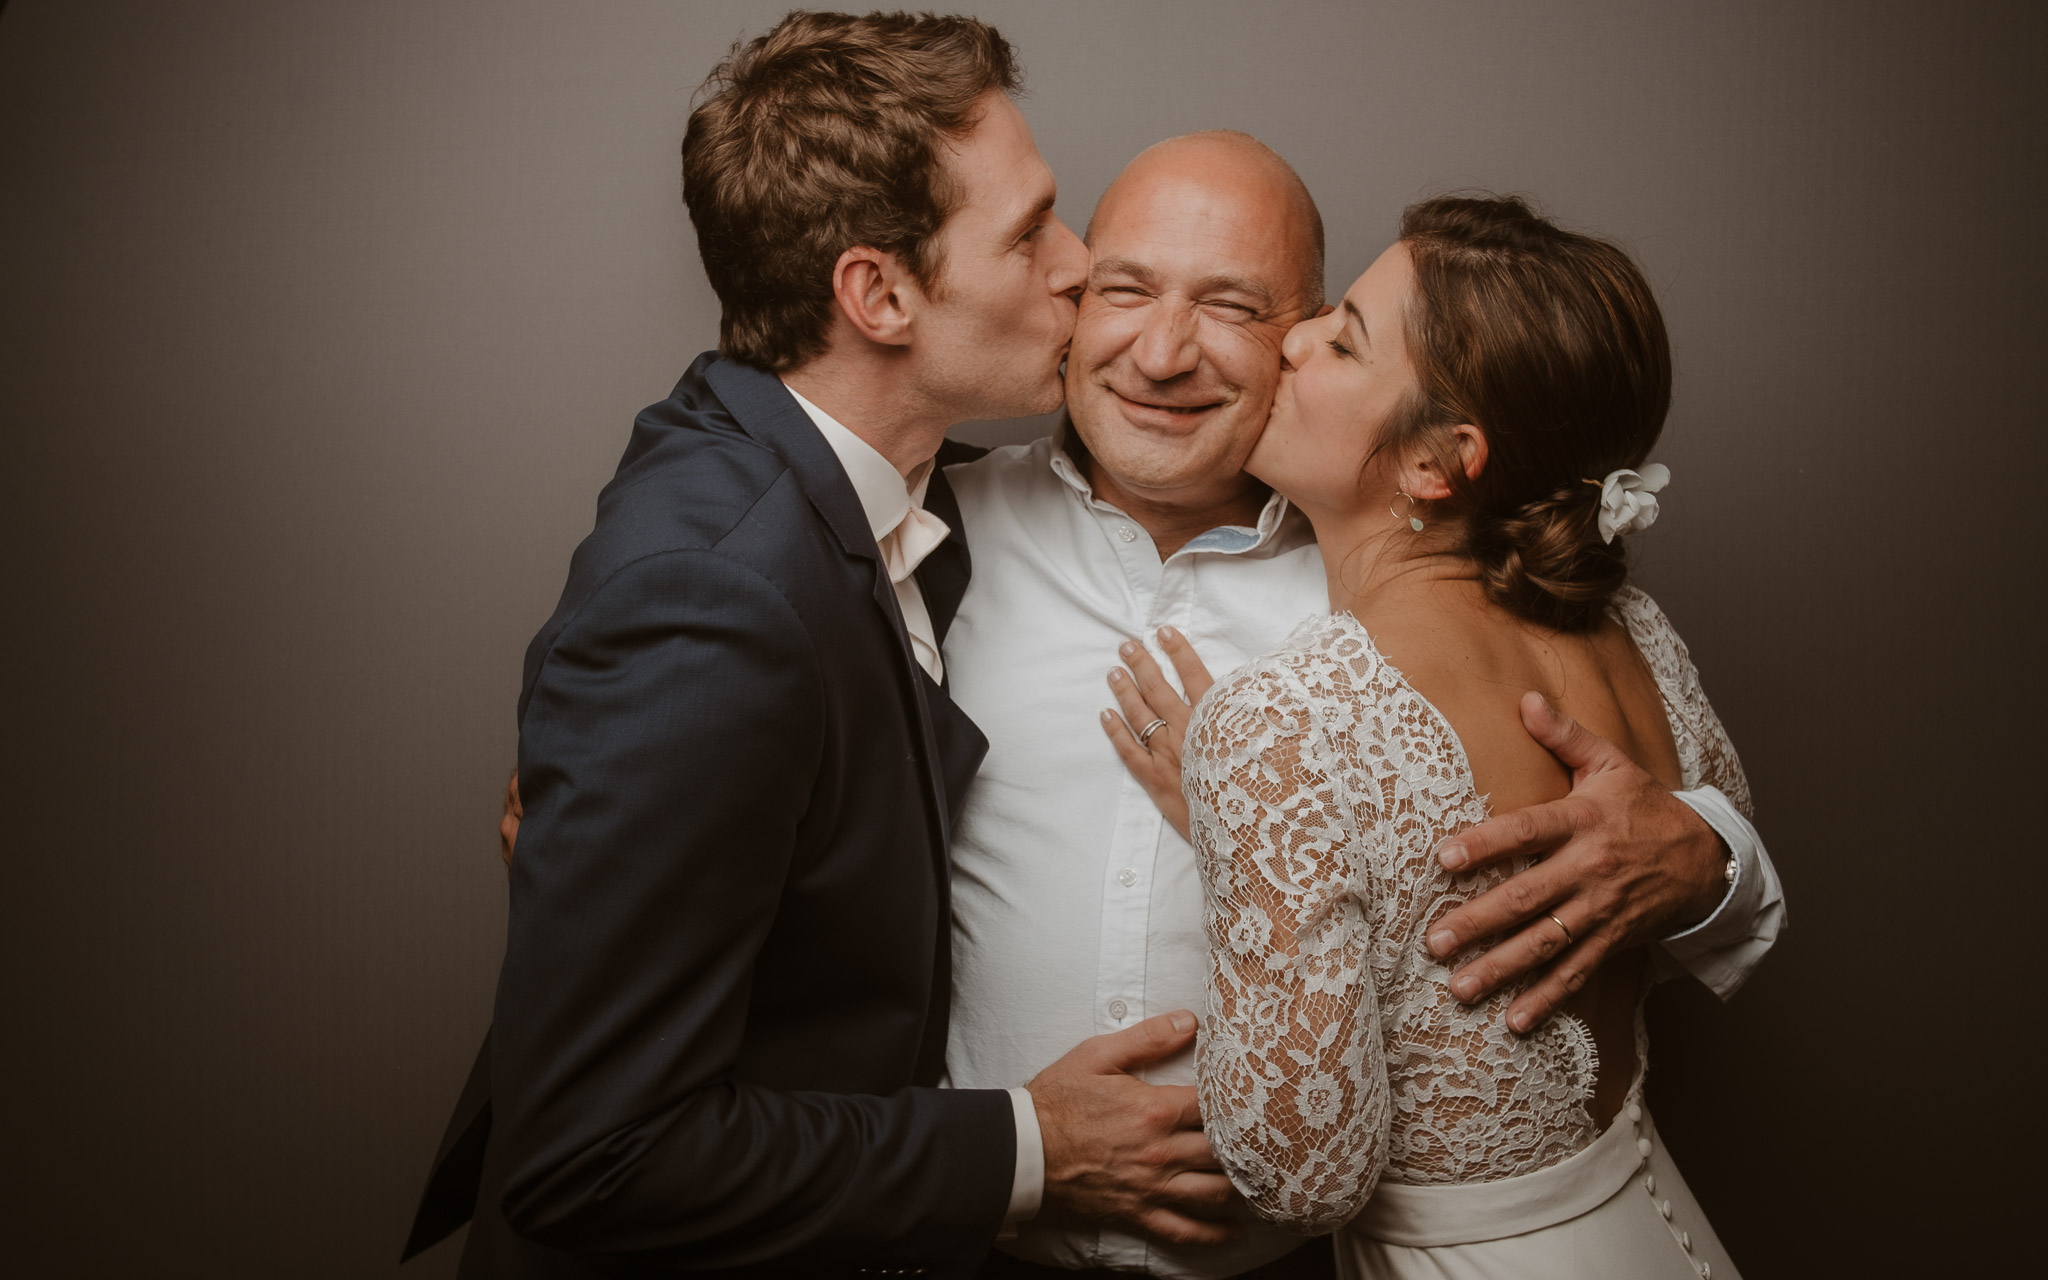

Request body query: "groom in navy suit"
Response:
[404, 13, 1241, 1279]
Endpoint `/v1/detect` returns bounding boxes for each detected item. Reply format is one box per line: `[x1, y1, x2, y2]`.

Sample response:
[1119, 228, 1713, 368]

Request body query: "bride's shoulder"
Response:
[1604, 585, 1697, 672]
[1212, 613, 1383, 695]
[1192, 613, 1391, 741]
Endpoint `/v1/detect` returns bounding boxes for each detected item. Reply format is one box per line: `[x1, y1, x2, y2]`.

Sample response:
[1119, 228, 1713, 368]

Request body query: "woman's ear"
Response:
[1449, 422, 1489, 483]
[830, 246, 919, 346]
[1398, 424, 1489, 500]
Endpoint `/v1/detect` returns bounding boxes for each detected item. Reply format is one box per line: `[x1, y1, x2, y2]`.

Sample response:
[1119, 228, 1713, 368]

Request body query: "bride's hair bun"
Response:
[1382, 195, 1670, 631]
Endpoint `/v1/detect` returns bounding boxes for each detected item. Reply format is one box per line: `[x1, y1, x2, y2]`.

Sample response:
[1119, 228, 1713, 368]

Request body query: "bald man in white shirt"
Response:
[940, 132, 1784, 1280]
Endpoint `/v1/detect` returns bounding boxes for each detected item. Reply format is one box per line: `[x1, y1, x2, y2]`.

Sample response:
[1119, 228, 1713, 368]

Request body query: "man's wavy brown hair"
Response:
[681, 11, 1020, 372]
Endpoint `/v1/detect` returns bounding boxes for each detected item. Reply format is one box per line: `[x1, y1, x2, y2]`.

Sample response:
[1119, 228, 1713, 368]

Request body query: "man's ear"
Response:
[1399, 423, 1490, 500]
[831, 246, 920, 347]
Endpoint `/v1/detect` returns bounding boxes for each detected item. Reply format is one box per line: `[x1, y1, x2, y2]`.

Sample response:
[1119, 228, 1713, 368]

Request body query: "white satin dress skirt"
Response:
[1336, 1092, 1738, 1280]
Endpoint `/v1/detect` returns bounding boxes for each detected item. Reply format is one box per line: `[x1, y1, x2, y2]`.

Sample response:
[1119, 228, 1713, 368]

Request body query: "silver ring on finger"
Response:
[1137, 718, 1170, 747]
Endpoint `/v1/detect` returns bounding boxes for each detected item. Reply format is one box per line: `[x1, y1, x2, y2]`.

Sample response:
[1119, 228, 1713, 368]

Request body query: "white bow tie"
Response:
[879, 503, 950, 585]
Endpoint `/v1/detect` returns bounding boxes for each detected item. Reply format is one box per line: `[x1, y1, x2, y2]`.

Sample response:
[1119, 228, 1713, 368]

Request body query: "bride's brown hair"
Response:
[1380, 195, 1671, 631]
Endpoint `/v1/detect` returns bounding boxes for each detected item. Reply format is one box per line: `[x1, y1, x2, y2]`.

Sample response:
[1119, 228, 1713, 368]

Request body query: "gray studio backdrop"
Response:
[3, 1, 2041, 1275]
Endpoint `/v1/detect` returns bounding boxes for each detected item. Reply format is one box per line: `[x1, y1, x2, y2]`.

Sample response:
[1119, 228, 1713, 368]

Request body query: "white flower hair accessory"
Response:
[1588, 463, 1670, 544]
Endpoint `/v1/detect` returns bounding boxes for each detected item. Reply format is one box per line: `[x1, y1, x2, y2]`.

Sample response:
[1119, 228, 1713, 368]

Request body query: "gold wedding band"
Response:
[1137, 718, 1170, 747]
[1547, 913, 1574, 946]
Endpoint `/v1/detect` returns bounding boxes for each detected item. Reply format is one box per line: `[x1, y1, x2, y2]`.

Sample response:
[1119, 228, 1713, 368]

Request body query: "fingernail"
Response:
[1101, 709, 1117, 726]
[1158, 626, 1179, 644]
[1437, 842, 1467, 870]
[1509, 1009, 1533, 1033]
[1170, 1010, 1195, 1033]
[1107, 668, 1124, 685]
[1120, 640, 1138, 659]
[1427, 928, 1456, 956]
[1452, 974, 1480, 1001]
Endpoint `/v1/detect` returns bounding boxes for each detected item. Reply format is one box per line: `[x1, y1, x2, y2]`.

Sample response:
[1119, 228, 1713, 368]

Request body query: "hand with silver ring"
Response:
[1101, 626, 1218, 841]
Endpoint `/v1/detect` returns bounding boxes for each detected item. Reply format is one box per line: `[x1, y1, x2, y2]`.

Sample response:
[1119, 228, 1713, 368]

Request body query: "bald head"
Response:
[1088, 130, 1325, 309]
[1061, 131, 1327, 535]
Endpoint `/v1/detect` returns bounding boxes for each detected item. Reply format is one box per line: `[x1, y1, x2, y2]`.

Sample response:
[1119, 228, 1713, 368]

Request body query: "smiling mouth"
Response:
[1110, 388, 1224, 418]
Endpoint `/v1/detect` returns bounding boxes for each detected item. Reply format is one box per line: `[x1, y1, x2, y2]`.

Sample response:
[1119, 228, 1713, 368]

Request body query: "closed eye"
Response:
[1327, 338, 1354, 357]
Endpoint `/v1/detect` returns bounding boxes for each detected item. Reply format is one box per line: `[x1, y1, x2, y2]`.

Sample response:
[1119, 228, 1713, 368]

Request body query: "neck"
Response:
[1077, 446, 1271, 559]
[783, 346, 950, 478]
[1296, 495, 1472, 616]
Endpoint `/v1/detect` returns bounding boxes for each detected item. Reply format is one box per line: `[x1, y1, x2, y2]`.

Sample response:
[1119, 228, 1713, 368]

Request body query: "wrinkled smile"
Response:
[1108, 387, 1227, 421]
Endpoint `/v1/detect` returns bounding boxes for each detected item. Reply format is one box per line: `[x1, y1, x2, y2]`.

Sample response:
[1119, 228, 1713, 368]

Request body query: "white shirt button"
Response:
[1117, 868, 1138, 887]
[1637, 1137, 1654, 1158]
[1107, 999, 1128, 1020]
[1627, 1102, 1643, 1122]
[1116, 524, 1138, 542]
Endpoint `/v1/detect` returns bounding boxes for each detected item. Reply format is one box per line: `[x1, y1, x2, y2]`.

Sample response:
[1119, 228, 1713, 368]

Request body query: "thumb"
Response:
[1519, 691, 1625, 778]
[1090, 1010, 1198, 1073]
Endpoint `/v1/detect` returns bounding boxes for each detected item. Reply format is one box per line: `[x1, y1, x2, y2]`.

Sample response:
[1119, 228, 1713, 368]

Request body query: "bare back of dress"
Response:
[1181, 587, 1753, 1230]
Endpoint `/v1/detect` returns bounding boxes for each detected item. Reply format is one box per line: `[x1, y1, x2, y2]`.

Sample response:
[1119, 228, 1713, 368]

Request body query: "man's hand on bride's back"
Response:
[1422, 692, 1727, 1034]
[1028, 1010, 1241, 1246]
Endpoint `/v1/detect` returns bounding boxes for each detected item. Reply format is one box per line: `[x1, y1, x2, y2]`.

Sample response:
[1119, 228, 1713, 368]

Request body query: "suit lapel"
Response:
[915, 454, 988, 825]
[702, 358, 957, 857]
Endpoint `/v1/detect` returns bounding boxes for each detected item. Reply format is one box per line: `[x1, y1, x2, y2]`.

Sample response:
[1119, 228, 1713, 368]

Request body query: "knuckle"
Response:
[1559, 966, 1589, 994]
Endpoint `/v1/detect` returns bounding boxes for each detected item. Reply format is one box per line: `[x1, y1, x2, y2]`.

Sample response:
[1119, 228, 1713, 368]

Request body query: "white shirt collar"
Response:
[782, 382, 932, 543]
[1045, 422, 1298, 554]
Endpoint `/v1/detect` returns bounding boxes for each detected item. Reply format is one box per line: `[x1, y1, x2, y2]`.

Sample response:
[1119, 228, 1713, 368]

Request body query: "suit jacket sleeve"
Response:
[491, 546, 1014, 1270]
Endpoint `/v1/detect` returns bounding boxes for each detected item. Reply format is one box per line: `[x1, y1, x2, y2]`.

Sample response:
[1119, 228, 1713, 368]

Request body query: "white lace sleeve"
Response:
[1610, 588, 1754, 815]
[1182, 659, 1390, 1233]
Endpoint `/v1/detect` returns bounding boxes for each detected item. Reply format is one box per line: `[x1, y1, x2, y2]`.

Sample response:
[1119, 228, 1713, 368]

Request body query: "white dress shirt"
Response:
[940, 435, 1785, 1278]
[785, 384, 950, 683]
[782, 384, 1044, 1228]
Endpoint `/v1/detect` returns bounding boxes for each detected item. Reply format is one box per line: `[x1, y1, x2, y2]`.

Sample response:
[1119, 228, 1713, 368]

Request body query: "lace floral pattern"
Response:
[1182, 587, 1751, 1230]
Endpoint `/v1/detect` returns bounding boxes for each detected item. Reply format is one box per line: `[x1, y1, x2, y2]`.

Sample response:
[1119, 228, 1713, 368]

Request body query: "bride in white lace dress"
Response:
[1172, 197, 1746, 1277]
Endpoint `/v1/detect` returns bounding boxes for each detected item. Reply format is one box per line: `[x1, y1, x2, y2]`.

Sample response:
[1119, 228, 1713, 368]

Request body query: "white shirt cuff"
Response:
[1659, 786, 1787, 999]
[1000, 1086, 1045, 1236]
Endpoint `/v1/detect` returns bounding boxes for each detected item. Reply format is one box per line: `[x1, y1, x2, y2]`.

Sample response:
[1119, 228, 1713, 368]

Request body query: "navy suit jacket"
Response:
[406, 354, 1008, 1278]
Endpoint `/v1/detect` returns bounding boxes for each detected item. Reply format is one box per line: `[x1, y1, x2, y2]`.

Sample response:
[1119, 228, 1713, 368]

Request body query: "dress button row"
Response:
[1636, 1117, 1712, 1279]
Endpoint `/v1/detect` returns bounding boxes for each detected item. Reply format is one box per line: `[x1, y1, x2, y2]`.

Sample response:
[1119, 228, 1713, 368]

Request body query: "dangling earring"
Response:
[1392, 490, 1425, 532]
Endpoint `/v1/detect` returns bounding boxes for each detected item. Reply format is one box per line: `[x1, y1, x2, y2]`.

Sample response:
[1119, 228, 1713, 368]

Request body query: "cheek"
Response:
[1070, 311, 1137, 376]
